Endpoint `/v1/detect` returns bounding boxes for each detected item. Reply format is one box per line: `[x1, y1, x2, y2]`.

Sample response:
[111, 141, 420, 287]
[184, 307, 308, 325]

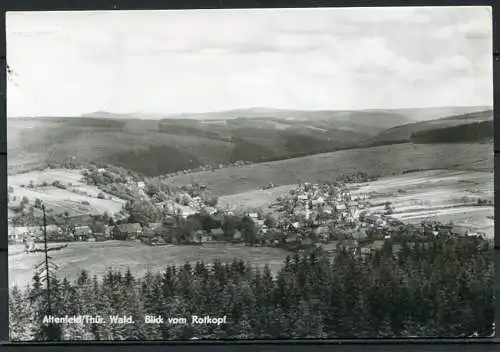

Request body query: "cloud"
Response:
[6, 7, 493, 117]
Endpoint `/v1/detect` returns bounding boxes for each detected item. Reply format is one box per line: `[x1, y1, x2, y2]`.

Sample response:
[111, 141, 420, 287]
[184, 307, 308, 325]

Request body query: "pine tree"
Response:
[9, 286, 32, 340]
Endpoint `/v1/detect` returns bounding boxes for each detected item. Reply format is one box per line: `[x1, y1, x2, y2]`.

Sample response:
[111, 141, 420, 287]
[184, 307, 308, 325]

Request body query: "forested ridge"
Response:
[10, 235, 493, 341]
[410, 121, 493, 144]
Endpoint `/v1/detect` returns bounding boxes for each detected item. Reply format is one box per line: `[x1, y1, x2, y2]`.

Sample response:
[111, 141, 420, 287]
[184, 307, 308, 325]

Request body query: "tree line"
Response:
[410, 121, 493, 144]
[10, 235, 493, 341]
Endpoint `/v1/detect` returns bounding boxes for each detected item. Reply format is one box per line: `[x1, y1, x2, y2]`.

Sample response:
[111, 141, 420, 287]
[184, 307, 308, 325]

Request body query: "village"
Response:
[8, 172, 486, 257]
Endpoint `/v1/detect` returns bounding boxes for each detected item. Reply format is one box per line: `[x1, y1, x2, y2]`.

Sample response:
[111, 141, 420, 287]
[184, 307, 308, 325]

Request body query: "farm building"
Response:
[113, 223, 143, 240]
[74, 226, 93, 241]
[365, 214, 387, 227]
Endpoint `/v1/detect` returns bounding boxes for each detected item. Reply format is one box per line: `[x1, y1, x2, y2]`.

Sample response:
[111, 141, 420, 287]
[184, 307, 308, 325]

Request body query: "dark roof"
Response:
[116, 223, 142, 233]
[142, 229, 156, 237]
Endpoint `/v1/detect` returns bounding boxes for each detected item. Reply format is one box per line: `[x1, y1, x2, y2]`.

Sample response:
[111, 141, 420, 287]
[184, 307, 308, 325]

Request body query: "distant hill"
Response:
[8, 106, 491, 177]
[364, 106, 491, 122]
[411, 120, 493, 144]
[162, 107, 412, 132]
[372, 109, 493, 144]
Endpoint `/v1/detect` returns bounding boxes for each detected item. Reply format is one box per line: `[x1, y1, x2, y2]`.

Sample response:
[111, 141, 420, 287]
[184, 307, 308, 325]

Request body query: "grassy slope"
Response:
[8, 107, 492, 177]
[166, 143, 493, 196]
[7, 169, 126, 218]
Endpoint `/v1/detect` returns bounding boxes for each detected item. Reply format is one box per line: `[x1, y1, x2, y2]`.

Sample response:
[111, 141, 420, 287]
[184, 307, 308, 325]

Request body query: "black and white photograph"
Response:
[6, 7, 494, 341]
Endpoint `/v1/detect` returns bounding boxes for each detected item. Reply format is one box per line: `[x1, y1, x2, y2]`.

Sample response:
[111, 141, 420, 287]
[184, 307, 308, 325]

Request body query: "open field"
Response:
[8, 241, 289, 288]
[350, 170, 494, 238]
[168, 143, 493, 196]
[7, 168, 125, 218]
[218, 185, 295, 210]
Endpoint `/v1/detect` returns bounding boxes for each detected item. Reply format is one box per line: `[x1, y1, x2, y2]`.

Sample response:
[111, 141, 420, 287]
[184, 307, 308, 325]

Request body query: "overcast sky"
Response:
[6, 7, 493, 117]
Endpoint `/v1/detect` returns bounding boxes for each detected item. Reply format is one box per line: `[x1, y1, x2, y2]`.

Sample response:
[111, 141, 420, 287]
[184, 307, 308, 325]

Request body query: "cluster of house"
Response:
[156, 199, 217, 218]
[254, 181, 487, 252]
[7, 222, 143, 245]
[271, 182, 371, 225]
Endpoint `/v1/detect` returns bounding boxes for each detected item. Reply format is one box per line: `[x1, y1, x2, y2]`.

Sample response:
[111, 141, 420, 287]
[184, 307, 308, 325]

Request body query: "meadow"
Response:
[350, 170, 494, 238]
[8, 241, 289, 288]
